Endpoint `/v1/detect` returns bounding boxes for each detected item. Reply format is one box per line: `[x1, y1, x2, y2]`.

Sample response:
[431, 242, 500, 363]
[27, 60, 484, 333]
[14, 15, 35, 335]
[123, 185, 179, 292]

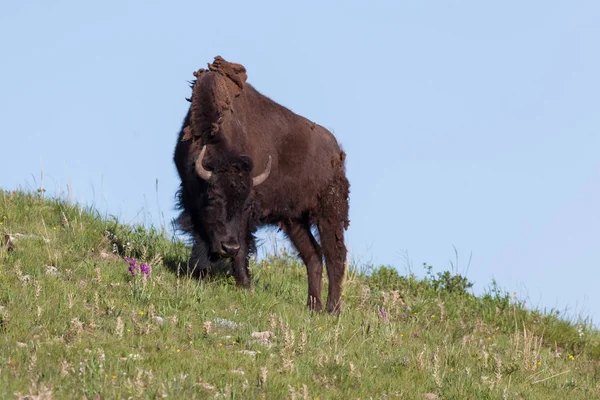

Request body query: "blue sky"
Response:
[1, 1, 598, 323]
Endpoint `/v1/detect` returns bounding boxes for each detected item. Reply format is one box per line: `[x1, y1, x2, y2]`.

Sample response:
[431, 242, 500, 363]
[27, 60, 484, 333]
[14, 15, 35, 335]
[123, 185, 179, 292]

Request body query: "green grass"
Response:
[1, 189, 599, 399]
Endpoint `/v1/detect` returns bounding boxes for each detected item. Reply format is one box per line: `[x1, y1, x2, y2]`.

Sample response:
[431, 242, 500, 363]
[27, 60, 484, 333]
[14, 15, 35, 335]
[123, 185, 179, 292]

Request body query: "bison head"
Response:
[195, 145, 271, 258]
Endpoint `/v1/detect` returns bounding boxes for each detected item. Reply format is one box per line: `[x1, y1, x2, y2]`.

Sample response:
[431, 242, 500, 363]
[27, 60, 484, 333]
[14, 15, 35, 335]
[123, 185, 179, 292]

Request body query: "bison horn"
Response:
[195, 145, 213, 181]
[252, 156, 272, 187]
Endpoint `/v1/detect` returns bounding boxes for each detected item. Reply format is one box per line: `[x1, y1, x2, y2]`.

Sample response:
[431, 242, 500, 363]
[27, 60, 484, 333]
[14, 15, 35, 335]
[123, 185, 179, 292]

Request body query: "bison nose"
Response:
[221, 242, 240, 256]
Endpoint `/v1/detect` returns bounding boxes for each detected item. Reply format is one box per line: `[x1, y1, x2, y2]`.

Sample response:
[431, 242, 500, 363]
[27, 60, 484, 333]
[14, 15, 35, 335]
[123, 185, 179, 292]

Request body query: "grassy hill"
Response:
[0, 189, 599, 399]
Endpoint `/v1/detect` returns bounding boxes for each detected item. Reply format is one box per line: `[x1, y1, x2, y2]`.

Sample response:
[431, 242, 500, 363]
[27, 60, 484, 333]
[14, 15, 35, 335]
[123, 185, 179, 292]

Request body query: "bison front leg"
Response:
[189, 234, 211, 278]
[231, 243, 251, 288]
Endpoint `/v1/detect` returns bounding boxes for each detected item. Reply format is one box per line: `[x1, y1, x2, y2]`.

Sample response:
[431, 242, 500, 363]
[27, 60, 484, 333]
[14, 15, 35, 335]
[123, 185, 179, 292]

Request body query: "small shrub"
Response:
[424, 264, 473, 295]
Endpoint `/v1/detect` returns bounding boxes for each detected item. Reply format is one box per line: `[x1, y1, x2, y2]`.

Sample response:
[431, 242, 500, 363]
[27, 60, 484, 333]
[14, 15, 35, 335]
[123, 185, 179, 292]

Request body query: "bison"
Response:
[173, 56, 349, 313]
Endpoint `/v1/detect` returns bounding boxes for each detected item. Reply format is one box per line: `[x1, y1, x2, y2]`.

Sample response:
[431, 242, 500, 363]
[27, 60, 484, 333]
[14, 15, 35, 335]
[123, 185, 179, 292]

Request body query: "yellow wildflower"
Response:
[138, 311, 144, 315]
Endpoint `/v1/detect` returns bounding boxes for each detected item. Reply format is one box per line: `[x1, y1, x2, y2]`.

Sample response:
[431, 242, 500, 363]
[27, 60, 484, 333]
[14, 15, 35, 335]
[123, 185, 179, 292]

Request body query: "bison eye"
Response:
[238, 155, 253, 172]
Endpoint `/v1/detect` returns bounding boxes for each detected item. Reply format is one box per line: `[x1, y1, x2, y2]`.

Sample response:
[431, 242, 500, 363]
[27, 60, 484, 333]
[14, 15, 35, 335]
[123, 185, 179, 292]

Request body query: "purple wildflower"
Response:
[378, 307, 389, 323]
[124, 257, 149, 278]
[140, 263, 150, 276]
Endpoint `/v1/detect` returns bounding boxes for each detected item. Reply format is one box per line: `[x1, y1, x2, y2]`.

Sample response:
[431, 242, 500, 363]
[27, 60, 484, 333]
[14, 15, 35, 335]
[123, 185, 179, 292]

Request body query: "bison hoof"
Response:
[307, 297, 323, 312]
[325, 301, 341, 315]
[235, 277, 251, 289]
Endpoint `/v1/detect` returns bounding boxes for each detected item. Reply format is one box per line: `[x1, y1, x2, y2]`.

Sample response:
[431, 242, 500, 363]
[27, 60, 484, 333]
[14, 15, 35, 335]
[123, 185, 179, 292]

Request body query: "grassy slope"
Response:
[0, 189, 599, 399]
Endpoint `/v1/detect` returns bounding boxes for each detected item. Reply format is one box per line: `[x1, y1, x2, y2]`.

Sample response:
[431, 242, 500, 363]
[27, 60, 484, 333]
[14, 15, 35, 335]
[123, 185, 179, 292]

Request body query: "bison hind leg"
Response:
[317, 219, 347, 314]
[283, 217, 324, 312]
[317, 176, 350, 314]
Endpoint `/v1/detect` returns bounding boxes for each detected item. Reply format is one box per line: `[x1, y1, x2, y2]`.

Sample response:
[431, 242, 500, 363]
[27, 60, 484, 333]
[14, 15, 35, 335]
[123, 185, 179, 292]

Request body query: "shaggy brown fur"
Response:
[174, 56, 350, 313]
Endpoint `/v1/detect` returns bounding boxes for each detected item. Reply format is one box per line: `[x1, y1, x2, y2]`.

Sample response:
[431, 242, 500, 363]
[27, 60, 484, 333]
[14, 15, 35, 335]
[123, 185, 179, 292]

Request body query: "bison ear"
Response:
[238, 155, 254, 172]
